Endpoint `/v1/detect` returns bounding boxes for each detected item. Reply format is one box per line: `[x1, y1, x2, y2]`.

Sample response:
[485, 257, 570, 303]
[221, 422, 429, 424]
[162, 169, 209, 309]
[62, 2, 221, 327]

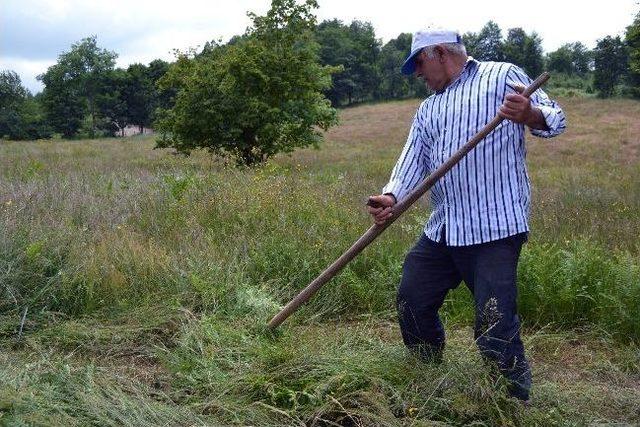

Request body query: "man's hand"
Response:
[367, 194, 396, 225]
[499, 84, 548, 130]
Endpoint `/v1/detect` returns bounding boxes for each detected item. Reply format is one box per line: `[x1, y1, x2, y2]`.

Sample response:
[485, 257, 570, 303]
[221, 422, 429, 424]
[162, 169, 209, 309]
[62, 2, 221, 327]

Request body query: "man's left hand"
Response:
[499, 85, 548, 130]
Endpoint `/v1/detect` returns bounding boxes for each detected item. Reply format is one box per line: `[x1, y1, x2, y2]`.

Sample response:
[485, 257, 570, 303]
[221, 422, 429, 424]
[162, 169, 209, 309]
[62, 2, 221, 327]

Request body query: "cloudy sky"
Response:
[1, 0, 638, 93]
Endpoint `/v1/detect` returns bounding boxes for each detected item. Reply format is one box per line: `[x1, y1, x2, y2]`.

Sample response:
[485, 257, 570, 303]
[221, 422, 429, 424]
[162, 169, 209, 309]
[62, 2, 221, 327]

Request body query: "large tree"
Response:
[95, 68, 130, 135]
[0, 70, 26, 106]
[377, 33, 426, 100]
[0, 70, 51, 140]
[378, 34, 410, 99]
[38, 36, 117, 137]
[316, 19, 380, 105]
[155, 0, 338, 166]
[38, 63, 85, 138]
[146, 59, 174, 120]
[547, 42, 592, 75]
[124, 63, 155, 132]
[502, 27, 543, 77]
[0, 70, 27, 138]
[593, 35, 628, 97]
[474, 21, 504, 62]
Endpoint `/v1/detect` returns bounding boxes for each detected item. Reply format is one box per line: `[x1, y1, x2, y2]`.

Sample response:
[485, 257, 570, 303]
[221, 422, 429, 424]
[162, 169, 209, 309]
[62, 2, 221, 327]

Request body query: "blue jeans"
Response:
[397, 231, 531, 400]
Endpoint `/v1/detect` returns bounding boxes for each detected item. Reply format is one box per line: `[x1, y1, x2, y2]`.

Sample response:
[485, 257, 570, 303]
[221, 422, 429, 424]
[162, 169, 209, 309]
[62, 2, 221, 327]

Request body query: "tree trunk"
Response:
[89, 98, 96, 138]
[240, 129, 261, 165]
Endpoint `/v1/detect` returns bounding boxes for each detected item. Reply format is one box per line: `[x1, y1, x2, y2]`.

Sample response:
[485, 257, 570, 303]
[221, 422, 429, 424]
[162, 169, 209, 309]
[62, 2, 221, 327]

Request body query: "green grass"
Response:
[1, 95, 640, 425]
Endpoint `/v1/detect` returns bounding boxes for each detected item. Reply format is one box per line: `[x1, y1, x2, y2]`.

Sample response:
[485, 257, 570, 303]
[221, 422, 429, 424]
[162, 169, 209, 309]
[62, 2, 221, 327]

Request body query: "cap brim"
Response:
[401, 49, 421, 75]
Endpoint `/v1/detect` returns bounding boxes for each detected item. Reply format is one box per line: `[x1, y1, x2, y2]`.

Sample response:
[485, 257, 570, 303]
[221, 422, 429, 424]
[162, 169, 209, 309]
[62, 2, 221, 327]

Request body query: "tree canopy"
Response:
[0, 70, 51, 140]
[593, 36, 628, 97]
[38, 36, 118, 137]
[154, 0, 338, 165]
[547, 42, 592, 75]
[315, 19, 381, 105]
[626, 11, 640, 97]
[503, 28, 544, 77]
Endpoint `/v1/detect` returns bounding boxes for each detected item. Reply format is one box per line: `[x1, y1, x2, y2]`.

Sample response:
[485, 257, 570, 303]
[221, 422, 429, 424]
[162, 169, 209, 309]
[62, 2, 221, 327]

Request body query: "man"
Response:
[367, 27, 566, 401]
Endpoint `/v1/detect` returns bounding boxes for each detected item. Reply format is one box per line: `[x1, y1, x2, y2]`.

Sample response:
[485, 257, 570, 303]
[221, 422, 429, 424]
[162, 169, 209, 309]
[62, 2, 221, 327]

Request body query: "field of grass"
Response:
[1, 95, 639, 426]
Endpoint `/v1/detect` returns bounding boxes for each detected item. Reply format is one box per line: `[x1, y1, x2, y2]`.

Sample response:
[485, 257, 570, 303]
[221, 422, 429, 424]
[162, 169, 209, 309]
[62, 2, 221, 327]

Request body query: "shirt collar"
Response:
[436, 56, 478, 95]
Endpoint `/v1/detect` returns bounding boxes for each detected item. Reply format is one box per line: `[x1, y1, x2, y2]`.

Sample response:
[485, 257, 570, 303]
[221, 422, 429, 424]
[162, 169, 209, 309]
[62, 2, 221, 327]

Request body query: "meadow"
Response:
[1, 95, 639, 426]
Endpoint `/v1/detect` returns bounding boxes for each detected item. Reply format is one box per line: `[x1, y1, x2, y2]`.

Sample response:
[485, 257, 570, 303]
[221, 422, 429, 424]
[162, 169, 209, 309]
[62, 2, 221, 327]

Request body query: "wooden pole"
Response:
[267, 72, 550, 329]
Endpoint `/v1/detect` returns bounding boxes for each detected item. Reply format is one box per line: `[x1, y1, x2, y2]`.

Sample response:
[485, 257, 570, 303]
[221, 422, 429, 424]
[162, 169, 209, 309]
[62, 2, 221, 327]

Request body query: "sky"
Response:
[1, 0, 638, 94]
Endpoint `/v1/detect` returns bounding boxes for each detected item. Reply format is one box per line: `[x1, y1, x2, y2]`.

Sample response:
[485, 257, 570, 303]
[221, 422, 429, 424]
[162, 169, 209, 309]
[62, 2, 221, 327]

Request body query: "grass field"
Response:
[1, 95, 639, 426]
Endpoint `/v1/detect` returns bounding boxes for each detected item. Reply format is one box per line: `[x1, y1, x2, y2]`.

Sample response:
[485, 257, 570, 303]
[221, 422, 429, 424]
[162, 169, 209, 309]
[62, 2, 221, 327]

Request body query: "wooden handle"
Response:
[267, 72, 550, 329]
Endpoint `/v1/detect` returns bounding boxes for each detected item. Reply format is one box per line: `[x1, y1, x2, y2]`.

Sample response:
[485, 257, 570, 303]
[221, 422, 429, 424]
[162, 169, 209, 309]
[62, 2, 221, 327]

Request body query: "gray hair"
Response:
[422, 42, 467, 59]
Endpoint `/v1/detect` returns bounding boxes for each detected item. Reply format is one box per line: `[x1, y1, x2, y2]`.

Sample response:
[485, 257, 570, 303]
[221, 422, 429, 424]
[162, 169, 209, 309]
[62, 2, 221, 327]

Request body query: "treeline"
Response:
[1, 37, 173, 141]
[1, 11, 639, 141]
[318, 19, 638, 105]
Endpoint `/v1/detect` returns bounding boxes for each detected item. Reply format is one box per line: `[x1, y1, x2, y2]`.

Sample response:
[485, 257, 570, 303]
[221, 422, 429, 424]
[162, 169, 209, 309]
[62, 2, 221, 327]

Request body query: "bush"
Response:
[155, 0, 338, 166]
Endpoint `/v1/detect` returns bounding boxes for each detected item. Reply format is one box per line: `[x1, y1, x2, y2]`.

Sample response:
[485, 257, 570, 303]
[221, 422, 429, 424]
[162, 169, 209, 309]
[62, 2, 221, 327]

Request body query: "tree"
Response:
[316, 19, 353, 105]
[522, 32, 544, 77]
[378, 37, 410, 99]
[547, 42, 591, 75]
[39, 63, 85, 138]
[346, 21, 380, 103]
[0, 70, 27, 138]
[38, 36, 117, 137]
[626, 10, 640, 97]
[502, 28, 527, 67]
[315, 19, 380, 105]
[593, 35, 628, 97]
[0, 70, 51, 140]
[146, 59, 174, 119]
[19, 93, 52, 140]
[155, 0, 338, 166]
[547, 45, 573, 74]
[474, 21, 504, 61]
[377, 33, 426, 99]
[125, 63, 154, 132]
[95, 68, 130, 135]
[462, 31, 480, 58]
[503, 28, 543, 76]
[568, 42, 592, 75]
[0, 70, 26, 106]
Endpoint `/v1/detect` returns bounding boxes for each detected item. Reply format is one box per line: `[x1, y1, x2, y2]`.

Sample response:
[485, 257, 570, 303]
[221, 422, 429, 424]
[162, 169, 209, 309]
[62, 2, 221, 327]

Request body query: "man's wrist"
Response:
[383, 192, 397, 204]
[525, 107, 549, 131]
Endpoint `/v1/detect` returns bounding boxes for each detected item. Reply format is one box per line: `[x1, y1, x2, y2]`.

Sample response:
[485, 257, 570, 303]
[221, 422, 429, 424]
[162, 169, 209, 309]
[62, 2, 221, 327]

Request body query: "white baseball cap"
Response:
[401, 27, 462, 75]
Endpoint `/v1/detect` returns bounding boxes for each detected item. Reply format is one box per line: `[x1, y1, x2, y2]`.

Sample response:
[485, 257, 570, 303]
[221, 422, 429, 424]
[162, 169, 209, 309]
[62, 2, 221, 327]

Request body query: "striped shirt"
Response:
[383, 58, 566, 246]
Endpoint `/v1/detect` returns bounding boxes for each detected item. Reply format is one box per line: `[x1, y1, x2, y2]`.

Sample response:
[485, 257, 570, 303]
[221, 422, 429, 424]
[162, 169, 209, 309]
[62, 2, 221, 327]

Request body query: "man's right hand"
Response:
[367, 194, 396, 225]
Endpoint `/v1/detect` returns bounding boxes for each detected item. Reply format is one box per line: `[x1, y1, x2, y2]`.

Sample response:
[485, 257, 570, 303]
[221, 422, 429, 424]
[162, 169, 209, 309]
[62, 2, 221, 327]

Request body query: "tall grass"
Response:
[1, 96, 640, 424]
[1, 143, 638, 338]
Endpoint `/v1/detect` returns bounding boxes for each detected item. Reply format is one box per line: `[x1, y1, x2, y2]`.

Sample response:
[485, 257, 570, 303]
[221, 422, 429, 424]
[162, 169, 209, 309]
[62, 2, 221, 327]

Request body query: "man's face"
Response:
[414, 49, 447, 91]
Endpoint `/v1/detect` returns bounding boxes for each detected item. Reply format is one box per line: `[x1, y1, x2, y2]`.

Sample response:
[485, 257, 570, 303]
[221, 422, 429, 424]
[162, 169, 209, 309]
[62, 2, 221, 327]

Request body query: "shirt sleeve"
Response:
[506, 65, 567, 139]
[382, 104, 431, 202]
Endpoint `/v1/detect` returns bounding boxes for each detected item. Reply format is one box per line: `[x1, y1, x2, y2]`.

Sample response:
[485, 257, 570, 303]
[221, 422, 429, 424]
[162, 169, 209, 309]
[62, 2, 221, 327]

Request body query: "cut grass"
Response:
[2, 316, 638, 426]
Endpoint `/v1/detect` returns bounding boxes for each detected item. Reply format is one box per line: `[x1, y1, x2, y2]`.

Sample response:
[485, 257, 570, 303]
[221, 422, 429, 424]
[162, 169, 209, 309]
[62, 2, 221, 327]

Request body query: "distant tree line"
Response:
[1, 8, 639, 142]
[317, 17, 638, 105]
[1, 36, 173, 140]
